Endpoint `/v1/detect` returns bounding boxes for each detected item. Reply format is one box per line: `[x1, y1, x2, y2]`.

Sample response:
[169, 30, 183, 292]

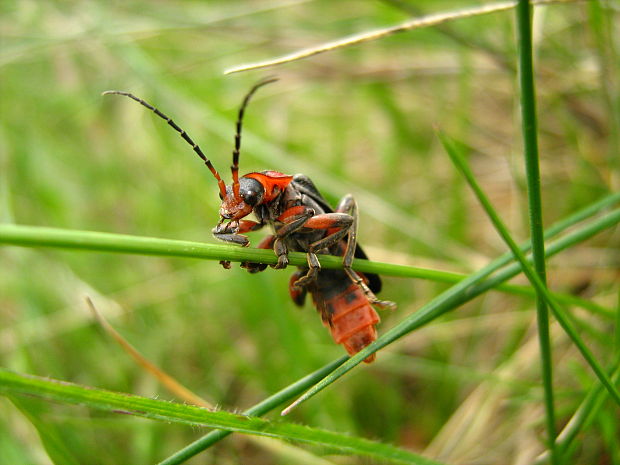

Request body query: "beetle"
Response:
[104, 79, 396, 362]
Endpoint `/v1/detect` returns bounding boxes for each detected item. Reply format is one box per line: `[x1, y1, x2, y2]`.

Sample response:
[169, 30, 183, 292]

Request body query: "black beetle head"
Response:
[219, 177, 265, 220]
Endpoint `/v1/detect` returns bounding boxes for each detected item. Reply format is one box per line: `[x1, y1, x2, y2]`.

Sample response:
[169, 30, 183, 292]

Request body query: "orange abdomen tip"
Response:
[324, 285, 380, 363]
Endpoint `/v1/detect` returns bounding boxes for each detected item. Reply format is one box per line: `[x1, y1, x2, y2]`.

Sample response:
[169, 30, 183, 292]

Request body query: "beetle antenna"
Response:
[231, 77, 278, 199]
[102, 90, 227, 198]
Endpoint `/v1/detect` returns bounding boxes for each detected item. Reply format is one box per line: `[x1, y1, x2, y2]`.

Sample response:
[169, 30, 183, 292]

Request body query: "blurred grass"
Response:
[1, 1, 618, 464]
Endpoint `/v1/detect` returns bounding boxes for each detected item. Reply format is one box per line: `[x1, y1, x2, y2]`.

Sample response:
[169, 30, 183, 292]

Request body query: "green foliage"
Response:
[1, 1, 618, 464]
[1, 368, 441, 465]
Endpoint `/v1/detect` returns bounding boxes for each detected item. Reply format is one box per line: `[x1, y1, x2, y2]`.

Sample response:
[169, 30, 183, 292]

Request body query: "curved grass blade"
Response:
[440, 131, 620, 407]
[87, 296, 341, 465]
[8, 395, 81, 465]
[87, 297, 212, 408]
[0, 369, 443, 465]
[158, 356, 346, 465]
[280, 206, 620, 415]
[534, 359, 620, 464]
[0, 225, 288, 266]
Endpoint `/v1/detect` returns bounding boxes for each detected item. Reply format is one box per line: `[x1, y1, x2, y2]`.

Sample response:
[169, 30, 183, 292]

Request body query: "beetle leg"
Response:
[333, 195, 358, 267]
[336, 195, 397, 310]
[212, 232, 250, 246]
[272, 237, 290, 269]
[213, 219, 265, 269]
[241, 235, 275, 273]
[275, 206, 315, 237]
[293, 252, 323, 289]
[344, 268, 396, 310]
[239, 220, 265, 233]
[292, 213, 354, 289]
[293, 228, 349, 289]
[212, 219, 264, 244]
[289, 269, 307, 306]
[267, 206, 317, 270]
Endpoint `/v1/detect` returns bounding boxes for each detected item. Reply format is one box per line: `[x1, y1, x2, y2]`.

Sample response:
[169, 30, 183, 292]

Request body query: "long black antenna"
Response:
[231, 77, 279, 199]
[102, 90, 228, 198]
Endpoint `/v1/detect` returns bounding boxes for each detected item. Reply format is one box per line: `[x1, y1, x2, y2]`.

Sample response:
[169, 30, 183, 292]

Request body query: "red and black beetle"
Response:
[104, 79, 396, 362]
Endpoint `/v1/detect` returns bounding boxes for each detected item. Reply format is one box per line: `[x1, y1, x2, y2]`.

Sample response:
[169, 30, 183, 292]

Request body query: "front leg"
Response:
[270, 206, 317, 270]
[212, 219, 264, 246]
[241, 235, 275, 273]
[212, 219, 264, 269]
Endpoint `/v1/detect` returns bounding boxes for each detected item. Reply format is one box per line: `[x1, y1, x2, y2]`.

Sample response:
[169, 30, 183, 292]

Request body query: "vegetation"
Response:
[1, 1, 618, 464]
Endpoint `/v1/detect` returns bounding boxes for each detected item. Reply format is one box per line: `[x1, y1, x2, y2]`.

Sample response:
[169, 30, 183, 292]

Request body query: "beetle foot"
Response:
[293, 268, 318, 289]
[272, 254, 289, 269]
[373, 299, 397, 311]
[219, 260, 232, 269]
[241, 262, 268, 273]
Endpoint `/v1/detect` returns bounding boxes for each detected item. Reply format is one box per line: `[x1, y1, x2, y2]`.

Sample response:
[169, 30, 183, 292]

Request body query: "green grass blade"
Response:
[0, 224, 288, 266]
[0, 223, 476, 273]
[0, 369, 443, 465]
[440, 131, 620, 407]
[2, 183, 618, 277]
[8, 395, 81, 465]
[158, 356, 346, 465]
[515, 1, 556, 459]
[0, 220, 615, 319]
[454, 208, 620, 316]
[281, 206, 620, 415]
[552, 361, 620, 462]
[534, 357, 620, 464]
[1, 196, 618, 426]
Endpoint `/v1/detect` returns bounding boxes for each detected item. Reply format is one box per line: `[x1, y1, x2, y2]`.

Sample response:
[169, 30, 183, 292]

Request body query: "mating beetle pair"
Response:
[105, 79, 395, 362]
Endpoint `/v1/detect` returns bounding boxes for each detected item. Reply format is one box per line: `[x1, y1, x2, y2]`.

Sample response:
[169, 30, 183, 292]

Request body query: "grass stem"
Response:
[515, 0, 557, 461]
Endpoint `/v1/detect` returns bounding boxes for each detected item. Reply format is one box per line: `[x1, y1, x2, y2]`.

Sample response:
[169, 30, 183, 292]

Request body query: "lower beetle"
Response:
[104, 79, 396, 362]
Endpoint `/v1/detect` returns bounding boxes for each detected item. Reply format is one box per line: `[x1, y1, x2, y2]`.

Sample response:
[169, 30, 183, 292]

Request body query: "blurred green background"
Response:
[1, 1, 618, 464]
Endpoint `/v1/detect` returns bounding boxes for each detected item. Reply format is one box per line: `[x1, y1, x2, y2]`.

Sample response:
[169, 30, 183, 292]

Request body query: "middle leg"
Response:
[292, 212, 354, 289]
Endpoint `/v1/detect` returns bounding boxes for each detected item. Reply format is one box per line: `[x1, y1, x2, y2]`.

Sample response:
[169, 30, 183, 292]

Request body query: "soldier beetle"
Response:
[104, 79, 396, 362]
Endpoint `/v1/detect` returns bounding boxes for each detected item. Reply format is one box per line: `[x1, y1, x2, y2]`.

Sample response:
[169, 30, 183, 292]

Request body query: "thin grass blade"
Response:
[515, 0, 556, 459]
[0, 222, 615, 318]
[440, 131, 620, 407]
[0, 369, 442, 465]
[224, 0, 578, 74]
[281, 193, 620, 414]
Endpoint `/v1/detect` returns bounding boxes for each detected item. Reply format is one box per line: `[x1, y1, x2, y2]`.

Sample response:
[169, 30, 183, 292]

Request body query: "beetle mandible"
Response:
[104, 79, 396, 362]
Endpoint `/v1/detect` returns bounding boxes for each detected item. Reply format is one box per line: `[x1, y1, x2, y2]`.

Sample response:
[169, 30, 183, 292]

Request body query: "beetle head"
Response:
[219, 177, 265, 220]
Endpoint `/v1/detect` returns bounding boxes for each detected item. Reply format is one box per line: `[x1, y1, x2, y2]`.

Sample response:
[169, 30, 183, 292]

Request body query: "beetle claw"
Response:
[293, 269, 318, 288]
[272, 254, 289, 269]
[241, 262, 268, 273]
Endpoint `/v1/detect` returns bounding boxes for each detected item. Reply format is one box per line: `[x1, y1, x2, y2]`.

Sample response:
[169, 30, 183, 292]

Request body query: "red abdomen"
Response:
[313, 282, 380, 363]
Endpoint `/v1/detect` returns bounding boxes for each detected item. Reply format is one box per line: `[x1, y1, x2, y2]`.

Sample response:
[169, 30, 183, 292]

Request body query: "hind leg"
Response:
[336, 195, 397, 311]
[288, 269, 308, 307]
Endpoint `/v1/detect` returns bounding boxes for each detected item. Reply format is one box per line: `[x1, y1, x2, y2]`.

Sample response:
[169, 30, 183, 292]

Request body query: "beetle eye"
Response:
[238, 177, 264, 207]
[243, 189, 260, 206]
